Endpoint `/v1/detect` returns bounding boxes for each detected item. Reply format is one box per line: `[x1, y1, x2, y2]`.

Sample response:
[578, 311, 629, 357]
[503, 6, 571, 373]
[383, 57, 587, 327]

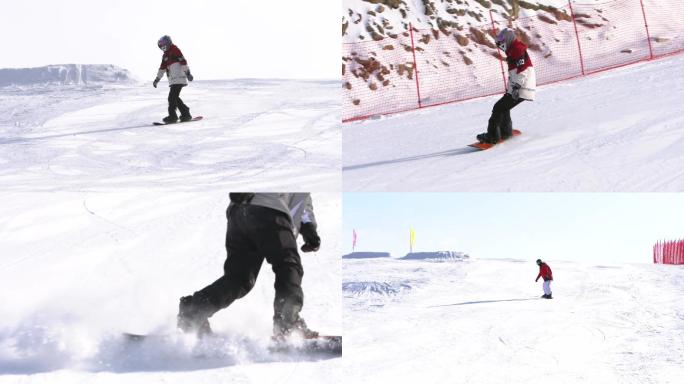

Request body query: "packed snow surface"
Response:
[343, 54, 684, 191]
[0, 76, 341, 382]
[0, 192, 342, 383]
[343, 257, 684, 383]
[0, 79, 340, 191]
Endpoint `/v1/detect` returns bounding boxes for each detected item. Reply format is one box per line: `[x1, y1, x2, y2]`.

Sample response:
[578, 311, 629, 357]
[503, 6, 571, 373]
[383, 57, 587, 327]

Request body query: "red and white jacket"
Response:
[156, 44, 190, 86]
[505, 40, 536, 101]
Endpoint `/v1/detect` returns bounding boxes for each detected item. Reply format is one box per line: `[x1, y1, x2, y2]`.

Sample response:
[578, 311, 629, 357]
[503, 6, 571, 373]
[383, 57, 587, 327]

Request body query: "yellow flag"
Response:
[410, 228, 416, 251]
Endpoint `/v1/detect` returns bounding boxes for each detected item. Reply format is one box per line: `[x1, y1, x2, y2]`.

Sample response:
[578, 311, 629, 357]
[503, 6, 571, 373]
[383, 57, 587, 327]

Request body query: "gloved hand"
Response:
[186, 72, 194, 82]
[510, 83, 521, 100]
[153, 78, 160, 88]
[535, 278, 539, 282]
[299, 222, 320, 252]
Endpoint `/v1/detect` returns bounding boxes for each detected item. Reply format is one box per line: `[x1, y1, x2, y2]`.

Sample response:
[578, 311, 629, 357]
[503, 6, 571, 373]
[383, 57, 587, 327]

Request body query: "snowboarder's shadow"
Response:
[0, 124, 159, 145]
[430, 298, 539, 307]
[344, 147, 478, 172]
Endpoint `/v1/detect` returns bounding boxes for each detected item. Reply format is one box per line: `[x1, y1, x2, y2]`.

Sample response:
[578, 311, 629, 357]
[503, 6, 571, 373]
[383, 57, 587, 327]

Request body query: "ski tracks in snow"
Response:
[0, 80, 340, 192]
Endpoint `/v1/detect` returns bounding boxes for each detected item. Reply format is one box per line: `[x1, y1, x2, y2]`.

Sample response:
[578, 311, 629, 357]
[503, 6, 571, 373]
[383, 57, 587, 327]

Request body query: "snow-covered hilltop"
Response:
[0, 64, 137, 87]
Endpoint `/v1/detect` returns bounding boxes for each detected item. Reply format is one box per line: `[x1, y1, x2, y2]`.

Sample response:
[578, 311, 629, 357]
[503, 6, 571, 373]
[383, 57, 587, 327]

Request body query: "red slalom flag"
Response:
[352, 229, 357, 252]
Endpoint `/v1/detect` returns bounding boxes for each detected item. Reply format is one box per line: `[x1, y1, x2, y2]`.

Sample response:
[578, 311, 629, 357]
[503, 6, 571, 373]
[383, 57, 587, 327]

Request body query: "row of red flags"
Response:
[653, 240, 684, 265]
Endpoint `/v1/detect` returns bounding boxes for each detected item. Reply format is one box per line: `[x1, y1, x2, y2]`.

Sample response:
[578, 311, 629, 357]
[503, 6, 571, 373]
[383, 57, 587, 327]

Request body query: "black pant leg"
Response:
[501, 97, 524, 138]
[487, 94, 523, 140]
[244, 206, 304, 329]
[167, 85, 183, 118]
[176, 86, 190, 117]
[194, 204, 265, 315]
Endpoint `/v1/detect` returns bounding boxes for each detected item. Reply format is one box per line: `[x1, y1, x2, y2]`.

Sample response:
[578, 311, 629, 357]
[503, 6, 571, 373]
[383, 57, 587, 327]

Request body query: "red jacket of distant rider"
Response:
[536, 263, 553, 281]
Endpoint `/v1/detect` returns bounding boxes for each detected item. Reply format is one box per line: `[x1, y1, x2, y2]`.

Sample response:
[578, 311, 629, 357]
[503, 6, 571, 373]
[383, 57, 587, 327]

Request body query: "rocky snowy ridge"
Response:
[0, 64, 136, 87]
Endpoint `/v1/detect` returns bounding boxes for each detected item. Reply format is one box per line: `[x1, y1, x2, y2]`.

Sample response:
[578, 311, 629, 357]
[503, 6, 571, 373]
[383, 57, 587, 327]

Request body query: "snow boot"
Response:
[179, 106, 192, 122]
[163, 115, 179, 124]
[177, 295, 213, 336]
[476, 132, 500, 144]
[273, 317, 319, 341]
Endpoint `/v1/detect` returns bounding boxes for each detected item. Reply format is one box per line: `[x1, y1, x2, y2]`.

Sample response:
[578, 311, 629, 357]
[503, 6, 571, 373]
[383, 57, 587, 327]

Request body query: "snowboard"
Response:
[122, 332, 342, 356]
[468, 129, 521, 150]
[153, 116, 203, 126]
[269, 335, 342, 356]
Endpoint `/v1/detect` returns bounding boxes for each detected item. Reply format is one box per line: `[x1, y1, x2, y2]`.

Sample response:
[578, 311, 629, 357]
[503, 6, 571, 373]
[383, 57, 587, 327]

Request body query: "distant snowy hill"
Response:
[401, 251, 469, 260]
[343, 251, 392, 259]
[0, 64, 137, 87]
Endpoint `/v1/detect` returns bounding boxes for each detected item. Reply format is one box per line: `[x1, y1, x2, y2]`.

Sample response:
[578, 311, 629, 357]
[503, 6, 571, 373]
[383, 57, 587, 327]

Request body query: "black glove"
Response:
[186, 72, 194, 82]
[153, 78, 159, 88]
[299, 222, 320, 252]
[510, 83, 521, 100]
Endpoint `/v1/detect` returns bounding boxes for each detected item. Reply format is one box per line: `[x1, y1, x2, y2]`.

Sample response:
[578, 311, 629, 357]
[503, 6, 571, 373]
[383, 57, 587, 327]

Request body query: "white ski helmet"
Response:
[157, 35, 172, 51]
[496, 28, 515, 51]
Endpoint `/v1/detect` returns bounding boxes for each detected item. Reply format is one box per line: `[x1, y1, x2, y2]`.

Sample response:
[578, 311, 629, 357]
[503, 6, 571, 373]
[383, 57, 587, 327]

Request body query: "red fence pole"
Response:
[667, 240, 672, 264]
[489, 10, 508, 92]
[567, 0, 586, 76]
[408, 23, 423, 109]
[658, 241, 661, 264]
[639, 0, 655, 60]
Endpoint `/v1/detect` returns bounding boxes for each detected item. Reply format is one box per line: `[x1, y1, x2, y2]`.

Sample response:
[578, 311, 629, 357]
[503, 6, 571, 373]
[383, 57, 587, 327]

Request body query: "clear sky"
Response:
[344, 193, 684, 263]
[1, 0, 338, 80]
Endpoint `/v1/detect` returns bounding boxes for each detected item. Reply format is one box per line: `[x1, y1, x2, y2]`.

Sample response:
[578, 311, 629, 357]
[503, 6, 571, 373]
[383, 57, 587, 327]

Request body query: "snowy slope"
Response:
[0, 79, 340, 191]
[343, 257, 684, 383]
[343, 53, 684, 191]
[0, 192, 342, 383]
[0, 65, 136, 87]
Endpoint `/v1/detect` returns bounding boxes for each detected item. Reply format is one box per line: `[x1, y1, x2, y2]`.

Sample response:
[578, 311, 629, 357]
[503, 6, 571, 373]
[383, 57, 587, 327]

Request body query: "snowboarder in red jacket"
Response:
[153, 35, 193, 124]
[477, 28, 536, 144]
[535, 259, 553, 299]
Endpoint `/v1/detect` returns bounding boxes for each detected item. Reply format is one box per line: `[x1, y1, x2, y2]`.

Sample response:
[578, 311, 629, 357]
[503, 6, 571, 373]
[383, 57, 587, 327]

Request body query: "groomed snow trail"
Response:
[0, 79, 340, 192]
[343, 257, 684, 383]
[343, 54, 684, 191]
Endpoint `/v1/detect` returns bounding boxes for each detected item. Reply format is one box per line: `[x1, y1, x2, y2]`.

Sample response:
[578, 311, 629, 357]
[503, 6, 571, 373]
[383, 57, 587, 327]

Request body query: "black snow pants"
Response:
[487, 93, 524, 141]
[168, 84, 190, 118]
[195, 203, 304, 329]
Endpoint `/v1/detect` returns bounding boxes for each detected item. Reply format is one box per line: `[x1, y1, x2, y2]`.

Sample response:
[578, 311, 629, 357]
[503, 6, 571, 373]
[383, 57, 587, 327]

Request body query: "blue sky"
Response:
[1, 0, 337, 80]
[343, 193, 684, 263]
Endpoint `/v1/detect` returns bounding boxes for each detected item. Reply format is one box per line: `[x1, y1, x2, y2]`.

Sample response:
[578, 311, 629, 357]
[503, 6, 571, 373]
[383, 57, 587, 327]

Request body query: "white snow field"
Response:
[0, 192, 342, 383]
[343, 54, 684, 191]
[343, 255, 684, 384]
[0, 78, 340, 192]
